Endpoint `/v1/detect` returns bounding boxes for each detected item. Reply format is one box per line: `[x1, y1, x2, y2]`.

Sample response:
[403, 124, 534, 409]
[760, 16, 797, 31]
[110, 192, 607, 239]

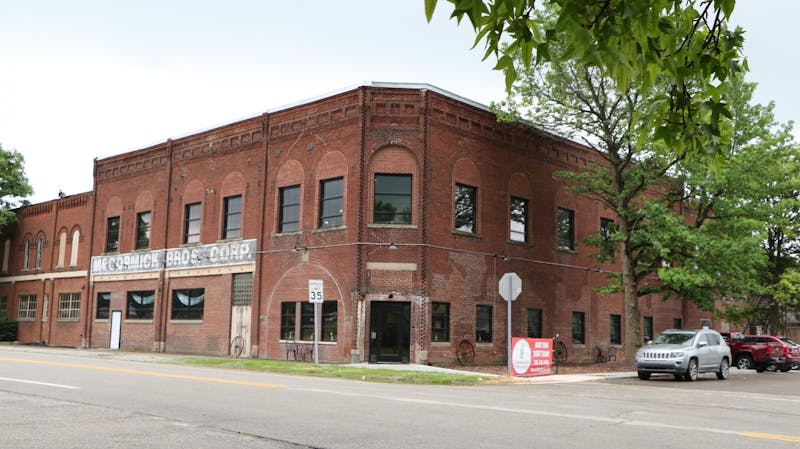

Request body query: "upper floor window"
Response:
[136, 211, 151, 250]
[557, 207, 575, 251]
[2, 239, 9, 273]
[223, 195, 242, 239]
[510, 197, 528, 242]
[374, 174, 411, 224]
[600, 217, 615, 257]
[69, 230, 80, 266]
[57, 231, 67, 268]
[184, 203, 201, 244]
[279, 185, 300, 233]
[455, 183, 477, 233]
[319, 177, 343, 228]
[23, 238, 31, 270]
[105, 217, 120, 252]
[35, 236, 44, 270]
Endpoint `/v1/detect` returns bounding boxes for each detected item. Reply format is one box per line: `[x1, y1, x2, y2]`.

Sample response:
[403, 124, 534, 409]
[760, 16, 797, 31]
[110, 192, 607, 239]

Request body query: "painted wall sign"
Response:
[91, 239, 257, 275]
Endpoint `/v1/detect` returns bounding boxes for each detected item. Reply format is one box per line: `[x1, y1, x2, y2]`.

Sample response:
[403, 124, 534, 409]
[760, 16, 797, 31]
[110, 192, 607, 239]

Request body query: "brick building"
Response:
[0, 83, 715, 364]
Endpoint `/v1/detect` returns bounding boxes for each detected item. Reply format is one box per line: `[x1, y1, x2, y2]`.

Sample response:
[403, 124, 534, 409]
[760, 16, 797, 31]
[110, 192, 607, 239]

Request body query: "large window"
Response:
[232, 273, 252, 306]
[106, 217, 120, 252]
[96, 292, 111, 320]
[58, 292, 81, 321]
[280, 302, 296, 340]
[374, 174, 412, 224]
[23, 238, 30, 271]
[126, 291, 155, 320]
[136, 211, 151, 250]
[223, 195, 242, 239]
[321, 301, 337, 342]
[476, 304, 493, 343]
[0, 296, 7, 319]
[431, 302, 450, 342]
[643, 316, 654, 341]
[510, 197, 528, 243]
[280, 301, 338, 342]
[18, 294, 36, 320]
[35, 236, 44, 270]
[454, 183, 477, 233]
[527, 308, 542, 338]
[171, 289, 205, 320]
[572, 311, 585, 344]
[557, 207, 575, 251]
[300, 302, 315, 340]
[184, 203, 201, 244]
[279, 185, 300, 233]
[610, 314, 621, 345]
[319, 177, 344, 228]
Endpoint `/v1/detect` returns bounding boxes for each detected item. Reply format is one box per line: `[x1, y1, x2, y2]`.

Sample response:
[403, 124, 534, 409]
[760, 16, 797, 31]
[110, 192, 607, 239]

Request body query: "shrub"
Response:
[0, 319, 18, 341]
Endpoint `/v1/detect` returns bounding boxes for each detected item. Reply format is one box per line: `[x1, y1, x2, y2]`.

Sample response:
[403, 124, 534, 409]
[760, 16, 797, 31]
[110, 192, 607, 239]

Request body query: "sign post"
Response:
[498, 272, 522, 377]
[308, 279, 324, 365]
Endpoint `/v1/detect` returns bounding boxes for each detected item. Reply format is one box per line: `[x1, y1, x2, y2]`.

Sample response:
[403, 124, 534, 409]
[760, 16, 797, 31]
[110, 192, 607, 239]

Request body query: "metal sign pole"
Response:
[314, 302, 319, 366]
[507, 276, 512, 377]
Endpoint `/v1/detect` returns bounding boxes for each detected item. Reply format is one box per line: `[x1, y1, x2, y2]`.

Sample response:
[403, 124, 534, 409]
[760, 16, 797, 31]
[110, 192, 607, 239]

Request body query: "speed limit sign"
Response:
[308, 279, 324, 303]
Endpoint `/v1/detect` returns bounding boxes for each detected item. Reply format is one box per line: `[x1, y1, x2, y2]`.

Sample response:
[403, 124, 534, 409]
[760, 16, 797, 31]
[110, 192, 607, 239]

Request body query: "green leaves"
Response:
[0, 144, 33, 232]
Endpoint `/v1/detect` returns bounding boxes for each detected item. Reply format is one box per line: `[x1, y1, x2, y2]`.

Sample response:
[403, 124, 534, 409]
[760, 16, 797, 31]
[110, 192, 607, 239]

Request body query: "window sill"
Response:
[217, 237, 243, 243]
[431, 341, 451, 346]
[367, 223, 417, 230]
[556, 247, 577, 254]
[450, 230, 482, 240]
[507, 239, 531, 247]
[312, 225, 347, 234]
[56, 319, 79, 322]
[476, 341, 493, 346]
[169, 320, 203, 324]
[279, 339, 337, 345]
[271, 231, 302, 238]
[125, 319, 154, 323]
[95, 319, 109, 323]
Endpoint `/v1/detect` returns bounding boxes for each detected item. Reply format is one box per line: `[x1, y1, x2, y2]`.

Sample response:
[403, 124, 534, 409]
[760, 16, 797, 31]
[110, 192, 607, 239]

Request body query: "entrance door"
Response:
[369, 301, 410, 363]
[230, 305, 251, 357]
[109, 310, 122, 350]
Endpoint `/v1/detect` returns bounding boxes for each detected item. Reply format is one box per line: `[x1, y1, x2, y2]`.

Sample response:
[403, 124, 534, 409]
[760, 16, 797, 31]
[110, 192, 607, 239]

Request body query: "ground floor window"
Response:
[527, 308, 542, 338]
[610, 314, 621, 345]
[172, 289, 205, 320]
[0, 296, 7, 319]
[643, 316, 653, 341]
[281, 301, 337, 342]
[476, 304, 492, 343]
[96, 292, 110, 320]
[127, 291, 155, 320]
[431, 302, 450, 342]
[57, 292, 81, 321]
[17, 294, 36, 320]
[572, 311, 585, 344]
[673, 318, 682, 329]
[232, 273, 253, 306]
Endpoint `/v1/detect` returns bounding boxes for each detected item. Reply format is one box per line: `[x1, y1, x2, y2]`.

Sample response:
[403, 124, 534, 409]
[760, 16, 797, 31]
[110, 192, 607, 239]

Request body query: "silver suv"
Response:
[635, 329, 731, 381]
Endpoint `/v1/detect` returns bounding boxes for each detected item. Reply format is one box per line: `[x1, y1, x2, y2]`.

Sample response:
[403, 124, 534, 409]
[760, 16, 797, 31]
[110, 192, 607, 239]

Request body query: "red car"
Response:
[745, 335, 800, 372]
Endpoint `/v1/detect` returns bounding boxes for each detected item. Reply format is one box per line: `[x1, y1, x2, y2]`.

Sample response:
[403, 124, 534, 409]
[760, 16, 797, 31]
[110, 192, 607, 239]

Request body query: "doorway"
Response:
[369, 301, 410, 363]
[109, 310, 122, 350]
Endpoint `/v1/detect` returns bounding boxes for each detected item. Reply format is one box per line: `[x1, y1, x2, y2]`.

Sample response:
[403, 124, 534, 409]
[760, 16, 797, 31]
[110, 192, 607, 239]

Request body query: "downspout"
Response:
[354, 86, 368, 363]
[253, 113, 270, 358]
[85, 163, 100, 348]
[157, 140, 174, 352]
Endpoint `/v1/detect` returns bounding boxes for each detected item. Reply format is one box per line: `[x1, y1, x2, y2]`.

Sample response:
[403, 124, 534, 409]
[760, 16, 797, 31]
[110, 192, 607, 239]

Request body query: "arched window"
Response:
[70, 230, 80, 267]
[57, 231, 67, 268]
[35, 235, 44, 270]
[22, 238, 31, 271]
[1, 239, 9, 273]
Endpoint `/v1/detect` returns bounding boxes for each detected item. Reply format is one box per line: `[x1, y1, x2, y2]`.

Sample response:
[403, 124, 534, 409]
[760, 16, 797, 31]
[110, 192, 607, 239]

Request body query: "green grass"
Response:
[170, 358, 496, 386]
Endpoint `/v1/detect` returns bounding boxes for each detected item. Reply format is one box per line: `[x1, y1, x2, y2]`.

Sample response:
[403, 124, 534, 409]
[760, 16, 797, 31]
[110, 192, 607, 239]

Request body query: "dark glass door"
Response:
[369, 301, 410, 363]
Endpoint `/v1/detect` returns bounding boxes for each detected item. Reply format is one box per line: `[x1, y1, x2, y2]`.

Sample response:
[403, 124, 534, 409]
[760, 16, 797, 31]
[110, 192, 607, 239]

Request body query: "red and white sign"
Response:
[511, 337, 552, 377]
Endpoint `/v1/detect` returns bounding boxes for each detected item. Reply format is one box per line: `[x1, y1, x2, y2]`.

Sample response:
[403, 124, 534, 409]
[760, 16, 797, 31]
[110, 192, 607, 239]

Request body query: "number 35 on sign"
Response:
[308, 279, 324, 303]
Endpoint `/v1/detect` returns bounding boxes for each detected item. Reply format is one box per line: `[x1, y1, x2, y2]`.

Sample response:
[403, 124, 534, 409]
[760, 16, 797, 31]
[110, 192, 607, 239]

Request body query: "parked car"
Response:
[721, 331, 785, 372]
[636, 329, 731, 381]
[745, 335, 800, 372]
[780, 337, 800, 370]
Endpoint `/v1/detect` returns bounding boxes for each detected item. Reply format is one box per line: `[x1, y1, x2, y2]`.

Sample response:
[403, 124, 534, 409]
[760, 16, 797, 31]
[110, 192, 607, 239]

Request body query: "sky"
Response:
[1, 1, 797, 205]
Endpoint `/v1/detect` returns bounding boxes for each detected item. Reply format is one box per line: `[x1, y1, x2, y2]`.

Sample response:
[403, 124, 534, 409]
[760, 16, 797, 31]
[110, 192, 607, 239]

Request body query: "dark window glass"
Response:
[136, 211, 151, 250]
[431, 302, 450, 342]
[374, 174, 412, 224]
[610, 314, 621, 345]
[300, 302, 315, 340]
[600, 217, 615, 257]
[572, 311, 585, 344]
[0, 296, 7, 319]
[476, 305, 492, 343]
[184, 203, 201, 244]
[279, 185, 301, 233]
[643, 316, 654, 341]
[126, 291, 155, 320]
[673, 318, 682, 329]
[35, 236, 44, 270]
[319, 178, 344, 228]
[223, 196, 242, 239]
[23, 239, 30, 270]
[96, 292, 111, 320]
[280, 302, 296, 340]
[510, 197, 528, 242]
[527, 308, 542, 338]
[322, 301, 337, 342]
[171, 289, 205, 320]
[557, 208, 575, 251]
[106, 217, 120, 252]
[455, 183, 477, 233]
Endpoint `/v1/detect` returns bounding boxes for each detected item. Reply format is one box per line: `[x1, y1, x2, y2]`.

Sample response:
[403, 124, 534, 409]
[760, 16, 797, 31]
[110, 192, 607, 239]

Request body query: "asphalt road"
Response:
[1, 346, 800, 449]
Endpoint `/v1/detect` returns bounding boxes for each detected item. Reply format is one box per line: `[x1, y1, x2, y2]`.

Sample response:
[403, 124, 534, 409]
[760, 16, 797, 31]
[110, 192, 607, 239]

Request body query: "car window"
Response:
[781, 337, 798, 346]
[697, 334, 709, 346]
[706, 333, 720, 346]
[652, 332, 695, 345]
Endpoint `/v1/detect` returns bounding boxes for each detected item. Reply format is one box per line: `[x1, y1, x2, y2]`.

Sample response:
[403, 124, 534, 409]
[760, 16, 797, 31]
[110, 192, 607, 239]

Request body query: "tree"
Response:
[426, 0, 745, 166]
[0, 144, 33, 231]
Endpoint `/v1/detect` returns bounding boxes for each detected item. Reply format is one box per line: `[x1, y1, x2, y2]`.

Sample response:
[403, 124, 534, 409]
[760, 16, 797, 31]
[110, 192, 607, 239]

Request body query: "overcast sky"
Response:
[1, 1, 796, 204]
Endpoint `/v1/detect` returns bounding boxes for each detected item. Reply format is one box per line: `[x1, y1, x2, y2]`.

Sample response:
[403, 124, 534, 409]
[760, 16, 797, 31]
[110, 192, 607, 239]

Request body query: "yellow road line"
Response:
[0, 356, 282, 389]
[739, 432, 800, 443]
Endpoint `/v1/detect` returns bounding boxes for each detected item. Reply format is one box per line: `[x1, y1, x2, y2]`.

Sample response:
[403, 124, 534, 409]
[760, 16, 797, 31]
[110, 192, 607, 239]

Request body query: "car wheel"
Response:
[736, 355, 753, 370]
[779, 366, 791, 372]
[684, 359, 699, 381]
[637, 371, 651, 380]
[673, 374, 683, 381]
[716, 358, 730, 380]
[766, 363, 777, 372]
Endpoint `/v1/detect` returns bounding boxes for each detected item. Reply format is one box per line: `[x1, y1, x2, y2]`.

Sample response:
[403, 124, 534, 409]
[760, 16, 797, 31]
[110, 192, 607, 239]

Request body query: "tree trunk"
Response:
[620, 241, 642, 361]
